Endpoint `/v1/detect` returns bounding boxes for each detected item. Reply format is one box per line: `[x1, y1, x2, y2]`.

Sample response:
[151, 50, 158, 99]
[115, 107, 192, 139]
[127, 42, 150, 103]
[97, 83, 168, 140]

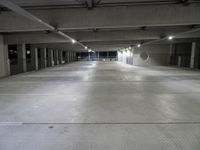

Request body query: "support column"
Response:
[0, 35, 10, 77]
[69, 51, 71, 62]
[169, 44, 175, 65]
[65, 51, 68, 63]
[88, 52, 90, 61]
[190, 42, 196, 69]
[190, 42, 200, 69]
[72, 52, 75, 61]
[54, 49, 59, 65]
[47, 49, 53, 67]
[40, 48, 47, 68]
[72, 52, 74, 61]
[58, 50, 63, 64]
[31, 47, 38, 70]
[71, 51, 73, 62]
[67, 51, 70, 63]
[178, 56, 181, 67]
[98, 51, 100, 61]
[17, 44, 26, 73]
[74, 52, 76, 61]
[107, 51, 109, 59]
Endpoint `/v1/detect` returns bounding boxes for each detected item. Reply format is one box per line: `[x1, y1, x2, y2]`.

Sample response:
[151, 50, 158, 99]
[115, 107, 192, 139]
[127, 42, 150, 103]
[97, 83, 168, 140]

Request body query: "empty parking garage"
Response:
[0, 0, 200, 149]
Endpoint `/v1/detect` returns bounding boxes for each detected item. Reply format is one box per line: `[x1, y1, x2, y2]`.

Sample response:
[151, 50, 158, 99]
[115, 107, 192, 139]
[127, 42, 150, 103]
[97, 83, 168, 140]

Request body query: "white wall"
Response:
[0, 35, 9, 78]
[118, 44, 170, 66]
[133, 44, 170, 66]
[117, 48, 134, 65]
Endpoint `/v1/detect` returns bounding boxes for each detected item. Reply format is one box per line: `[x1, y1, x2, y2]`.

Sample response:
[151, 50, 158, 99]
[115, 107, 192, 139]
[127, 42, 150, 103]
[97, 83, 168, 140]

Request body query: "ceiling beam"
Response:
[0, 0, 54, 30]
[0, 0, 88, 50]
[4, 28, 200, 45]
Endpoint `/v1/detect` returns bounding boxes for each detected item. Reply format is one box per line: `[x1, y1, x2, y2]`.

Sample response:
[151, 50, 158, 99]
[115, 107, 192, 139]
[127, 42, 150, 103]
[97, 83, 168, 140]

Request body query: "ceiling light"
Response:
[88, 49, 92, 52]
[168, 36, 174, 40]
[84, 46, 88, 50]
[71, 39, 76, 44]
[137, 44, 141, 48]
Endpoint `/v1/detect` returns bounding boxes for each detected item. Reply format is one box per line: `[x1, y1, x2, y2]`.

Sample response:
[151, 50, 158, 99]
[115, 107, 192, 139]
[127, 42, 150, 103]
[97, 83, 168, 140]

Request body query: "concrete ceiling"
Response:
[1, 0, 200, 8]
[0, 0, 200, 51]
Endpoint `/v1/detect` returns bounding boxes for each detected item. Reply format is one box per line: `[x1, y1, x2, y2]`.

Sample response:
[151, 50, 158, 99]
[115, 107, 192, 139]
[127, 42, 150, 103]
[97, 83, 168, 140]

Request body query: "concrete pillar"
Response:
[31, 47, 38, 70]
[71, 51, 74, 62]
[107, 51, 109, 59]
[47, 49, 53, 67]
[65, 51, 68, 63]
[178, 56, 181, 67]
[72, 52, 74, 61]
[67, 51, 70, 62]
[70, 52, 73, 62]
[73, 52, 75, 61]
[17, 44, 26, 73]
[64, 51, 67, 63]
[70, 51, 72, 62]
[67, 52, 69, 63]
[169, 44, 175, 65]
[5, 45, 10, 76]
[98, 51, 100, 61]
[69, 51, 72, 62]
[131, 48, 134, 64]
[0, 35, 10, 77]
[40, 48, 47, 68]
[66, 51, 70, 63]
[195, 43, 200, 68]
[74, 52, 76, 61]
[54, 49, 59, 65]
[190, 42, 200, 69]
[88, 52, 90, 61]
[58, 50, 63, 64]
[67, 51, 70, 63]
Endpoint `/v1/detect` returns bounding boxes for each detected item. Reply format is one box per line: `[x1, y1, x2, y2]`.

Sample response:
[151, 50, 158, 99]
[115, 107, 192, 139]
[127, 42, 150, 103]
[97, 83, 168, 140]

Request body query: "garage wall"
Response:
[170, 43, 192, 67]
[118, 44, 171, 66]
[133, 44, 171, 66]
[117, 49, 133, 65]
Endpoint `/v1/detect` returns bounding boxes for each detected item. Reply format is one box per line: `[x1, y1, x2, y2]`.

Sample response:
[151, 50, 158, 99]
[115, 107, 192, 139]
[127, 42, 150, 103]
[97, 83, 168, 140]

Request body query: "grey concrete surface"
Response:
[0, 61, 200, 149]
[1, 5, 200, 32]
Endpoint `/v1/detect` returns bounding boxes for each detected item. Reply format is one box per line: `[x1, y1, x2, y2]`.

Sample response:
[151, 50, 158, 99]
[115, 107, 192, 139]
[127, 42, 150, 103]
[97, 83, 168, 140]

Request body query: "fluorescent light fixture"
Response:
[168, 36, 174, 40]
[88, 49, 92, 52]
[71, 39, 76, 44]
[137, 44, 141, 48]
[84, 46, 88, 50]
[26, 50, 31, 54]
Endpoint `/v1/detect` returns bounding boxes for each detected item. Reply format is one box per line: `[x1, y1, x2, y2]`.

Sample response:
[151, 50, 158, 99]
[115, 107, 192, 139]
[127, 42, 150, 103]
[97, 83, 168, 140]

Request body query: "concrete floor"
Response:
[0, 61, 200, 149]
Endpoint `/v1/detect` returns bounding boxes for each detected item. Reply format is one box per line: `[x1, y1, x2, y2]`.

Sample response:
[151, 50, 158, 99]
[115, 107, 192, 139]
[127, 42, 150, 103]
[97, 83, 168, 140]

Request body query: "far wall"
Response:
[118, 44, 171, 66]
[118, 42, 200, 68]
[133, 44, 170, 66]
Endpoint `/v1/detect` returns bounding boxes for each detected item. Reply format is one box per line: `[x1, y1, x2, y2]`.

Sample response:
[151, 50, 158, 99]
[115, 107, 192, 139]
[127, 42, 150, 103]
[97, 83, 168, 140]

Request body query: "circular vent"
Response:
[140, 51, 149, 61]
